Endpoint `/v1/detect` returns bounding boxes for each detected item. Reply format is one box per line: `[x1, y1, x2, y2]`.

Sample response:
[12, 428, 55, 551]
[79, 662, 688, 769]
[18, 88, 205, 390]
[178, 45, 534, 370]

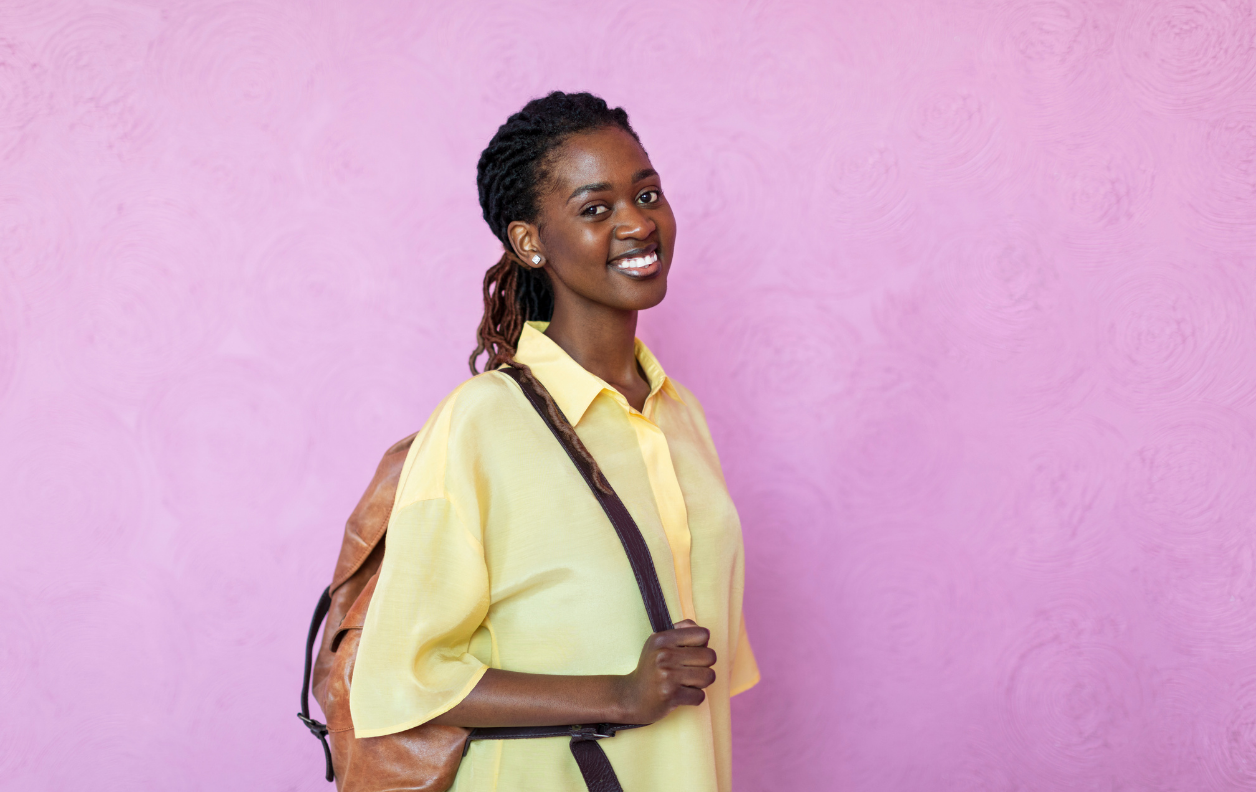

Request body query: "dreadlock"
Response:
[470, 91, 641, 374]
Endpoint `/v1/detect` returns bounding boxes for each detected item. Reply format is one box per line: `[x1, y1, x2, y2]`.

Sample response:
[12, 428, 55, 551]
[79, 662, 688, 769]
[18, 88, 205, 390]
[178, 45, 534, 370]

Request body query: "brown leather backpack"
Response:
[298, 366, 675, 792]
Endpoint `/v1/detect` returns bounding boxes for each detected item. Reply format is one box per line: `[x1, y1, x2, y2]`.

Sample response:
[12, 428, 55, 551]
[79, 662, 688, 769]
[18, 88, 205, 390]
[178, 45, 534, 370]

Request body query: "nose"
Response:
[615, 201, 655, 241]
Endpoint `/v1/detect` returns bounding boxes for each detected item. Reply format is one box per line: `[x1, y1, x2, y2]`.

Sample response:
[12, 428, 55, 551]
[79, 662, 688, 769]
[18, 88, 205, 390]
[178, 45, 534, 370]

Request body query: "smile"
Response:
[610, 249, 660, 279]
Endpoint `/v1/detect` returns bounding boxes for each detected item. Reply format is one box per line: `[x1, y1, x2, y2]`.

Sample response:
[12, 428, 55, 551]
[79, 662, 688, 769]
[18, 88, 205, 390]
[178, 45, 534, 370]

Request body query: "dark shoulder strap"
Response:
[466, 365, 679, 791]
[500, 365, 674, 634]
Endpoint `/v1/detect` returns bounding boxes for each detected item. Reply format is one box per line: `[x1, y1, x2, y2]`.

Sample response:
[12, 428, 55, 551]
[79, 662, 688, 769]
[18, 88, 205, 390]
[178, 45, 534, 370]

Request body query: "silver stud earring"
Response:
[531, 255, 542, 265]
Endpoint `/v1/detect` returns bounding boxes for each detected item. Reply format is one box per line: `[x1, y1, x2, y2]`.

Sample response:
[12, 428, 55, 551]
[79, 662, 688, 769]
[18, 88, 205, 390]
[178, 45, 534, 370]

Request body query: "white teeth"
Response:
[615, 251, 658, 270]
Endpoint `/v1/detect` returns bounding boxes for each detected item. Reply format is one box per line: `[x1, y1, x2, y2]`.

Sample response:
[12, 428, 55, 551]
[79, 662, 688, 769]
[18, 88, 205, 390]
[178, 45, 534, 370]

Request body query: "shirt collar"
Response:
[511, 321, 684, 425]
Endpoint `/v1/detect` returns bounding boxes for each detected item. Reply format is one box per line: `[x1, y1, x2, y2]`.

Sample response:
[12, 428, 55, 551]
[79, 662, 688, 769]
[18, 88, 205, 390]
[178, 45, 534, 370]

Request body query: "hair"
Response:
[469, 90, 641, 375]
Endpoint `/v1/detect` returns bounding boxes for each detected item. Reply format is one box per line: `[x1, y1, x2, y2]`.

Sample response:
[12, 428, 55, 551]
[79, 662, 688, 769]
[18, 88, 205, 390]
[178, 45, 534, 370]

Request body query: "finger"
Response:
[676, 666, 717, 690]
[675, 646, 717, 668]
[674, 686, 706, 707]
[671, 624, 711, 647]
[663, 646, 715, 668]
[652, 623, 709, 648]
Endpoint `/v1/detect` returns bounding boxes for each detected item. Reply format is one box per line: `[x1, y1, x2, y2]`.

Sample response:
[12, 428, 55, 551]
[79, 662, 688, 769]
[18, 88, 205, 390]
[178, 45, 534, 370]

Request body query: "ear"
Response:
[507, 221, 545, 269]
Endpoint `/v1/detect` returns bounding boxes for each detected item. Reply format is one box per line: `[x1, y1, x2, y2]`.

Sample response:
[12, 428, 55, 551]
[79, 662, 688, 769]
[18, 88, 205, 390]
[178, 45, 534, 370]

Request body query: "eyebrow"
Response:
[565, 169, 660, 203]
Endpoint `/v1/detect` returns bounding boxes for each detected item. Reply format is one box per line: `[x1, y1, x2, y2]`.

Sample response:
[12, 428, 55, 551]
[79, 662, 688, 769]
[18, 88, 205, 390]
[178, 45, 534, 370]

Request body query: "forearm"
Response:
[427, 668, 630, 728]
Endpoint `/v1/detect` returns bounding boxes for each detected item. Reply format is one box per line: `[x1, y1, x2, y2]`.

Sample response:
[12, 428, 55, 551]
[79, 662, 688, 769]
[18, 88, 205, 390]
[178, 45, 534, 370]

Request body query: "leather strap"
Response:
[456, 365, 679, 791]
[297, 586, 334, 782]
[499, 365, 674, 633]
[570, 738, 624, 792]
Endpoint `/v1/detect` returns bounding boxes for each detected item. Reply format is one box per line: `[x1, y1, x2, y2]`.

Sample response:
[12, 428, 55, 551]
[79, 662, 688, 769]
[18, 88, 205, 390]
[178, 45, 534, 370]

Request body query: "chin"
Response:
[617, 280, 667, 312]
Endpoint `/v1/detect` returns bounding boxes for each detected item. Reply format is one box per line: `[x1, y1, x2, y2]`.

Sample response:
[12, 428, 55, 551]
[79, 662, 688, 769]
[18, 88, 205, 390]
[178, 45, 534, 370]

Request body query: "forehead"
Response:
[544, 127, 653, 191]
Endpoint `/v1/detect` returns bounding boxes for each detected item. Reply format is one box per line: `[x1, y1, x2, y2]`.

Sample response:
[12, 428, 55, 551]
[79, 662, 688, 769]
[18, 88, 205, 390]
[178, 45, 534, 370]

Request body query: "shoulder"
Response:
[667, 378, 705, 414]
[414, 369, 524, 434]
[446, 368, 524, 419]
[665, 377, 715, 432]
[393, 370, 523, 507]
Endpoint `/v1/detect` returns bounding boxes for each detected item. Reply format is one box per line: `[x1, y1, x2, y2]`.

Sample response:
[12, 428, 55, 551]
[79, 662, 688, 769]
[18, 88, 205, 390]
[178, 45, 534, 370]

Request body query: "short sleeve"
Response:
[729, 613, 760, 696]
[348, 493, 491, 737]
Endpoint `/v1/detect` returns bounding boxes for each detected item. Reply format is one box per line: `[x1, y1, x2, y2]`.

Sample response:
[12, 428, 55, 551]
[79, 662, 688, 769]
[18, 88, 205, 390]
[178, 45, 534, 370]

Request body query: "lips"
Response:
[609, 245, 661, 279]
[614, 250, 658, 270]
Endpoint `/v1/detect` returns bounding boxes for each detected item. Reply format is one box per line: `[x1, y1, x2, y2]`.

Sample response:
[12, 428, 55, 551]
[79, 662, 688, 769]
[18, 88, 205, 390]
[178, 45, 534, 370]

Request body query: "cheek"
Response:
[660, 208, 678, 247]
[544, 223, 598, 260]
[544, 225, 612, 284]
[569, 226, 612, 268]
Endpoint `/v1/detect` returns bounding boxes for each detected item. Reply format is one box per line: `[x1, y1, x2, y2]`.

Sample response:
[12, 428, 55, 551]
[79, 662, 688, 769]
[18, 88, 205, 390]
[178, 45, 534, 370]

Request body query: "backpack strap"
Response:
[298, 364, 681, 792]
[461, 365, 677, 792]
[298, 586, 334, 781]
[499, 364, 674, 633]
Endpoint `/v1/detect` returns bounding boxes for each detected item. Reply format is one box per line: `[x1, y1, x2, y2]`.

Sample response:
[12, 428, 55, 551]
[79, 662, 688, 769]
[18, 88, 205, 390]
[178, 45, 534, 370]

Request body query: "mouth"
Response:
[608, 245, 661, 279]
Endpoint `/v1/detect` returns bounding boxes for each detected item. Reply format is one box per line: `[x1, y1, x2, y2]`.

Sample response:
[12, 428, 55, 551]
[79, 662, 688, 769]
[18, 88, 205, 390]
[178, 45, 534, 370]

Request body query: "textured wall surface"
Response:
[3, 1, 1256, 789]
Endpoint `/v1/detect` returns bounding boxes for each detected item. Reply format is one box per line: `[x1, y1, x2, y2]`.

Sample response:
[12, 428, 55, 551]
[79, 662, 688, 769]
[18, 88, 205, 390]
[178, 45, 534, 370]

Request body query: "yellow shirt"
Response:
[350, 322, 759, 792]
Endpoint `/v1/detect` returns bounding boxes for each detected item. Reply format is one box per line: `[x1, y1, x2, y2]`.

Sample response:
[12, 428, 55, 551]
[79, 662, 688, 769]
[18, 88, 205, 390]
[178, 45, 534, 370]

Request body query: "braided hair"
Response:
[470, 91, 641, 374]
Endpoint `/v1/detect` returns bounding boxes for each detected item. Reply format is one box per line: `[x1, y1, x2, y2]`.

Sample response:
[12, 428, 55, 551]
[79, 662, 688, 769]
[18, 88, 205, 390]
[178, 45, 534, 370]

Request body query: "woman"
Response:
[350, 91, 758, 791]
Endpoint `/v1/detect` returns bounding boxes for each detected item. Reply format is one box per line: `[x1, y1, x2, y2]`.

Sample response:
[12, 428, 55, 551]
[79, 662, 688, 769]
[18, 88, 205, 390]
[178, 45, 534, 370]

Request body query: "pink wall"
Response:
[3, 1, 1256, 789]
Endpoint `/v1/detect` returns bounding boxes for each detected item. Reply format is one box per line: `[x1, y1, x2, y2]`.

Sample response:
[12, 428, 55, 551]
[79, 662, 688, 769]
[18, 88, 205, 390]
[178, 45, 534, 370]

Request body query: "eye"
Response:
[582, 204, 609, 217]
[637, 189, 661, 205]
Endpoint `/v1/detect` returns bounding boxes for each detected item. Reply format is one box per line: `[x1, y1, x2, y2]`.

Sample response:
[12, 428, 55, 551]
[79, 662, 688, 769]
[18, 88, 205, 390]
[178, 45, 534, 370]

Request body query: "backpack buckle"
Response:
[297, 712, 329, 737]
[569, 724, 614, 741]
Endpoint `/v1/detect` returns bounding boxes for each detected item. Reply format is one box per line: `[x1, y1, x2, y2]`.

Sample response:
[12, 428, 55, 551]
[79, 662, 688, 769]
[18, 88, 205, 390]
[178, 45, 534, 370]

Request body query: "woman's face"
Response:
[508, 126, 676, 314]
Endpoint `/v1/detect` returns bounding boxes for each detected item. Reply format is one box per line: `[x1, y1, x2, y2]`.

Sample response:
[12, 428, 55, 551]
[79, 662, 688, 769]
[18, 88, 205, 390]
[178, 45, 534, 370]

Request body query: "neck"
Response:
[543, 301, 642, 391]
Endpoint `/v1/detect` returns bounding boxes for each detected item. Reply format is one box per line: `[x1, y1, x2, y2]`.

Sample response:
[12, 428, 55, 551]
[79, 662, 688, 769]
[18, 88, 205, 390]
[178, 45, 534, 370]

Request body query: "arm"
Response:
[429, 620, 717, 727]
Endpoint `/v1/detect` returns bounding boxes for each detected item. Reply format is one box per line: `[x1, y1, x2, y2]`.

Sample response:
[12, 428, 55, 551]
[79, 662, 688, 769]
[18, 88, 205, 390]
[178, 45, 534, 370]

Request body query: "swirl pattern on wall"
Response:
[0, 399, 144, 561]
[42, 10, 155, 160]
[1186, 105, 1256, 244]
[1036, 126, 1157, 234]
[985, 0, 1117, 118]
[0, 170, 78, 312]
[59, 200, 227, 401]
[929, 224, 1060, 359]
[1205, 671, 1256, 789]
[4, 2, 1256, 789]
[720, 290, 860, 436]
[1119, 0, 1256, 114]
[815, 130, 914, 236]
[244, 222, 392, 365]
[899, 70, 1013, 194]
[151, 2, 319, 130]
[997, 600, 1146, 785]
[141, 358, 309, 527]
[0, 35, 49, 160]
[1000, 418, 1121, 572]
[1123, 407, 1256, 542]
[1140, 537, 1256, 654]
[833, 533, 974, 672]
[827, 357, 951, 519]
[1099, 260, 1248, 407]
[0, 282, 20, 406]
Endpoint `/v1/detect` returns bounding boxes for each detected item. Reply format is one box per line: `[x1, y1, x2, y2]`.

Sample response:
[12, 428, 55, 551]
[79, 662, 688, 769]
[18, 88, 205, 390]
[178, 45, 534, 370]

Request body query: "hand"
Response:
[616, 620, 717, 724]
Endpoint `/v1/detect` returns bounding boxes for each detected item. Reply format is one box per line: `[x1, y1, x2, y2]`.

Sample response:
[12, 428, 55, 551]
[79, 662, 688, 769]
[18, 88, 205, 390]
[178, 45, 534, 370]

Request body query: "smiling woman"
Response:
[322, 92, 757, 792]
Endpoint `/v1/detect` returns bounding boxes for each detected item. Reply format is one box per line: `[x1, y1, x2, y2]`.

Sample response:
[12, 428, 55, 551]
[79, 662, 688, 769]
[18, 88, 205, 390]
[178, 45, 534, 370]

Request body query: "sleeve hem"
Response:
[351, 662, 490, 739]
[729, 669, 761, 697]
